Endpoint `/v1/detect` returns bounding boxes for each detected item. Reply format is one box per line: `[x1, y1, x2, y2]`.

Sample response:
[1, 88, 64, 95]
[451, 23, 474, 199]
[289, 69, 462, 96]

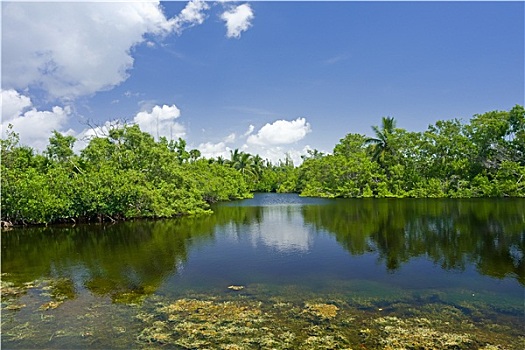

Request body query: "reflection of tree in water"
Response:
[2, 218, 218, 303]
[3, 198, 523, 304]
[302, 199, 524, 285]
[80, 219, 209, 303]
[1, 205, 267, 304]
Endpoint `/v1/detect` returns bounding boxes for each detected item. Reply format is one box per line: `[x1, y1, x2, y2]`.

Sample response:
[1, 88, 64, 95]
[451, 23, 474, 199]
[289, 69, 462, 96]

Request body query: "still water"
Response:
[2, 194, 524, 349]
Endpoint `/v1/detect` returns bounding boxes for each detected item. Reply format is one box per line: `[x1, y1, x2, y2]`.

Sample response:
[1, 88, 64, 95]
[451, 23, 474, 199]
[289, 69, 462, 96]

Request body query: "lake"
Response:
[1, 194, 524, 349]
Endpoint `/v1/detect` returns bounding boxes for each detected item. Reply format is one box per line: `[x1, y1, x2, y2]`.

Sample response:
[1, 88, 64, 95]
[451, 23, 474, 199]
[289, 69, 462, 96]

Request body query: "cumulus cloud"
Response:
[72, 120, 120, 152]
[198, 133, 236, 159]
[242, 118, 312, 164]
[247, 117, 311, 146]
[1, 1, 254, 155]
[196, 120, 313, 164]
[198, 141, 230, 159]
[73, 104, 187, 151]
[133, 104, 186, 140]
[286, 146, 314, 166]
[1, 90, 71, 151]
[240, 145, 311, 166]
[2, 1, 181, 100]
[0, 95, 187, 152]
[1, 89, 32, 121]
[221, 3, 254, 38]
[172, 0, 210, 34]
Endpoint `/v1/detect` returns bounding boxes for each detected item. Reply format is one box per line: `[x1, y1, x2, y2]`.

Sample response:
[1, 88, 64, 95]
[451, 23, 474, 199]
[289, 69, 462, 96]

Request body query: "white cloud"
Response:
[247, 117, 311, 146]
[2, 1, 178, 100]
[1, 90, 71, 151]
[243, 124, 255, 137]
[78, 121, 115, 140]
[324, 53, 351, 65]
[133, 104, 186, 140]
[224, 132, 236, 143]
[240, 145, 311, 166]
[221, 3, 254, 38]
[1, 89, 32, 121]
[194, 119, 312, 165]
[172, 0, 210, 34]
[198, 132, 236, 159]
[286, 146, 313, 166]
[198, 141, 231, 159]
[74, 103, 187, 150]
[0, 98, 187, 152]
[241, 118, 313, 164]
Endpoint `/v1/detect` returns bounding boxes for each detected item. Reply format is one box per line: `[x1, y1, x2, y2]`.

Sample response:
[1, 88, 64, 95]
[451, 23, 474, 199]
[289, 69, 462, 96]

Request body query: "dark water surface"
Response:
[2, 194, 524, 349]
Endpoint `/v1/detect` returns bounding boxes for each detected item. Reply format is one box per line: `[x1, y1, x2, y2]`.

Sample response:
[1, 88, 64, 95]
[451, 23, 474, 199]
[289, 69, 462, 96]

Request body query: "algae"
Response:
[304, 303, 339, 320]
[131, 294, 524, 350]
[1, 277, 523, 349]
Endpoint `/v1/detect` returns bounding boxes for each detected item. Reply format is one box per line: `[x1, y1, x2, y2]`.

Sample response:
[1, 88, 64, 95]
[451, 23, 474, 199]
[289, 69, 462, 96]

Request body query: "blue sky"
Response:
[2, 1, 524, 163]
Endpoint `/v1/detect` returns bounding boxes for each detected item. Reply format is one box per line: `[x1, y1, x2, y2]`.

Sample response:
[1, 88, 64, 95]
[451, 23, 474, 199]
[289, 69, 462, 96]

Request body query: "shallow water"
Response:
[2, 194, 524, 349]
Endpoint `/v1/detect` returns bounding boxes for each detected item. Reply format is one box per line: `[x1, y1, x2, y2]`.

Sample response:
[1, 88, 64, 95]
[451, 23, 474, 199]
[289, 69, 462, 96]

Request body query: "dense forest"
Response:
[1, 105, 523, 225]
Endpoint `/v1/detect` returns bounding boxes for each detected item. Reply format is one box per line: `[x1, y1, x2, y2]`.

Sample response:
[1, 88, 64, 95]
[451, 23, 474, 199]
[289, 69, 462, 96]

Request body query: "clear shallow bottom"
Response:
[2, 194, 524, 349]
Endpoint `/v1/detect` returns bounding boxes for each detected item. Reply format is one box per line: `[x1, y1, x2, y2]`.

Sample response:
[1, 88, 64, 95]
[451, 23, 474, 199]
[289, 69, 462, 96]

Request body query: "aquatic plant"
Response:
[304, 303, 339, 320]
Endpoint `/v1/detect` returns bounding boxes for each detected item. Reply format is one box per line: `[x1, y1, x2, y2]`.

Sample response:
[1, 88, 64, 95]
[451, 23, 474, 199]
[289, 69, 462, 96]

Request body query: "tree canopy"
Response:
[1, 105, 523, 225]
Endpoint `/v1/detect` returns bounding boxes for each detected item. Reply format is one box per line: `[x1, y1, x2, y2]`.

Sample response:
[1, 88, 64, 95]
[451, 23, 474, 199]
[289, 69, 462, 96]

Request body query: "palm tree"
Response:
[251, 154, 264, 180]
[215, 156, 226, 165]
[365, 116, 397, 163]
[230, 149, 241, 165]
[230, 150, 254, 177]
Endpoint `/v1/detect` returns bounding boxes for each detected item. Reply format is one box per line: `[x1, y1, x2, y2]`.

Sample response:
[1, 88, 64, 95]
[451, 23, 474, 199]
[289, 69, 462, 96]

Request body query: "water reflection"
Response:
[2, 218, 220, 303]
[248, 206, 313, 252]
[216, 193, 325, 252]
[2, 196, 524, 308]
[301, 198, 524, 284]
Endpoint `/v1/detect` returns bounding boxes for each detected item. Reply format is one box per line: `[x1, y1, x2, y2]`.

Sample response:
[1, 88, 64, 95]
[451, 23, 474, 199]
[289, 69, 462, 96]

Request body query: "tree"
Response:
[229, 149, 242, 165]
[170, 138, 190, 164]
[299, 134, 382, 198]
[251, 154, 264, 181]
[45, 131, 76, 162]
[301, 149, 324, 160]
[365, 116, 397, 164]
[508, 105, 525, 165]
[189, 149, 201, 162]
[468, 109, 514, 173]
[215, 156, 227, 165]
[232, 151, 253, 177]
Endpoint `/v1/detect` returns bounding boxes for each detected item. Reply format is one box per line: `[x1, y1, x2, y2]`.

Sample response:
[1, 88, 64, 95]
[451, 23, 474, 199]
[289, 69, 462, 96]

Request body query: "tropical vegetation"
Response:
[297, 105, 524, 199]
[1, 105, 523, 225]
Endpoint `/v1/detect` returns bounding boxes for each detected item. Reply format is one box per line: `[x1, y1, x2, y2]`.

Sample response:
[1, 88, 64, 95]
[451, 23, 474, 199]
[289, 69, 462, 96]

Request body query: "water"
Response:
[2, 194, 524, 349]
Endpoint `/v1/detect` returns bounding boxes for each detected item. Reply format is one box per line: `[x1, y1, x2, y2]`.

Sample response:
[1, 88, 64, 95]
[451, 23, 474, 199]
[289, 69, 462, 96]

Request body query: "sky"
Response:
[1, 0, 524, 164]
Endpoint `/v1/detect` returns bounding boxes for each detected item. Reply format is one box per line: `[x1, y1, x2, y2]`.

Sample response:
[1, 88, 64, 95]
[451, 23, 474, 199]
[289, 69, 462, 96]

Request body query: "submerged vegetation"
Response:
[2, 278, 523, 349]
[1, 105, 524, 225]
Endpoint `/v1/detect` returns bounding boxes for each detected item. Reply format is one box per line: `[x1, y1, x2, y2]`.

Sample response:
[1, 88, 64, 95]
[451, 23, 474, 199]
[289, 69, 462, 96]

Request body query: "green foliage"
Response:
[188, 160, 251, 203]
[1, 125, 249, 225]
[365, 116, 397, 164]
[296, 106, 525, 199]
[45, 131, 75, 162]
[1, 105, 523, 225]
